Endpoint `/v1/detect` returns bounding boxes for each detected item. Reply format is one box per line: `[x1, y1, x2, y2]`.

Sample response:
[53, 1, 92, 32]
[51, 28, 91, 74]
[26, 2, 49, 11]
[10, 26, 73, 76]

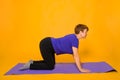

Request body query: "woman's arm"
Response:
[72, 47, 91, 72]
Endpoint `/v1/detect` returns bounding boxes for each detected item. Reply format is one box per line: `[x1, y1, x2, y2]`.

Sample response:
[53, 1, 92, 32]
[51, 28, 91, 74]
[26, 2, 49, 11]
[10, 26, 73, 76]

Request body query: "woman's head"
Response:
[74, 24, 89, 39]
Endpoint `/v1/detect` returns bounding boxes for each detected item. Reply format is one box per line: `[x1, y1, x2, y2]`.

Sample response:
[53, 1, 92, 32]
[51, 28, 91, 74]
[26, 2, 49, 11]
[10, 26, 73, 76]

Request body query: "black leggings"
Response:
[30, 37, 55, 70]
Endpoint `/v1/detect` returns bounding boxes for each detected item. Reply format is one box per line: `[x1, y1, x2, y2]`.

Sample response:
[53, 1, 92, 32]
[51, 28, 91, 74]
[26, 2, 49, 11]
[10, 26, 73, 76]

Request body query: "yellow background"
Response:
[0, 0, 120, 80]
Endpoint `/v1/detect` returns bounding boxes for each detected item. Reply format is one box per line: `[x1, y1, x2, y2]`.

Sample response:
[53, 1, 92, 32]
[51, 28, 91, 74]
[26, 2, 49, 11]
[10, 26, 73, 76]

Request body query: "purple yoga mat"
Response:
[5, 62, 116, 75]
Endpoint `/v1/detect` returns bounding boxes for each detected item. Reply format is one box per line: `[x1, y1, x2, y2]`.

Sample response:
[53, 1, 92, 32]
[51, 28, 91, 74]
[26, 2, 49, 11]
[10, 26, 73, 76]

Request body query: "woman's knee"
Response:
[48, 64, 55, 70]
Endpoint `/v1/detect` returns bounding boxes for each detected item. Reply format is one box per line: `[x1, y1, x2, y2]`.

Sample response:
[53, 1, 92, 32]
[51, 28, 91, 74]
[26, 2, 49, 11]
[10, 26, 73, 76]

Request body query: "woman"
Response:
[19, 24, 90, 73]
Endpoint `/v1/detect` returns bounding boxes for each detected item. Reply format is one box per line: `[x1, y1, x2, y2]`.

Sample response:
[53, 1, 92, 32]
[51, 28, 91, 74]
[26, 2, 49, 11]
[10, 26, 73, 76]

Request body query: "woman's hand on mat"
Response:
[79, 68, 91, 73]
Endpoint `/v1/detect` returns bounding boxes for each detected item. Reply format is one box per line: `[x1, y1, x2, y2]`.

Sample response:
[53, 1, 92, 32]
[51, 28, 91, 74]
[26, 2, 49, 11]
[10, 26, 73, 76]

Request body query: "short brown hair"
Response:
[74, 24, 89, 34]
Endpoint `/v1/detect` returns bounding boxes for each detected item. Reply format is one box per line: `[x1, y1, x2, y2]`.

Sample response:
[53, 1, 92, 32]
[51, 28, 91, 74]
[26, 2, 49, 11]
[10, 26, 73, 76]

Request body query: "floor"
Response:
[0, 58, 120, 80]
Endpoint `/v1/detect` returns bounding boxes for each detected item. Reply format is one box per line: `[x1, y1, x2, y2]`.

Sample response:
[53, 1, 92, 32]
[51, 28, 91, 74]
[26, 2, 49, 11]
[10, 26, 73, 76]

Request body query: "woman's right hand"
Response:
[79, 68, 91, 73]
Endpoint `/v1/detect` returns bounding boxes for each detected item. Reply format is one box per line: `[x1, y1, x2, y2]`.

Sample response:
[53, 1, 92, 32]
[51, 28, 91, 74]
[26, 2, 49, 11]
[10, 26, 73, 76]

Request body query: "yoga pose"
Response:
[19, 24, 91, 73]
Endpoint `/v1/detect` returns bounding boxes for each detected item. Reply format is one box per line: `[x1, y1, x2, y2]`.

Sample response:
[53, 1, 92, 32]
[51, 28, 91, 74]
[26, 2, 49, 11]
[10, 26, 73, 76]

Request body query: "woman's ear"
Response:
[79, 31, 83, 34]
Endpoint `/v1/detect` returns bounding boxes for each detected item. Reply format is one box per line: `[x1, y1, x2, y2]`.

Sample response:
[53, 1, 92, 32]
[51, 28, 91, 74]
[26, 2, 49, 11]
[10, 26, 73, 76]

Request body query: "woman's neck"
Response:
[75, 34, 82, 40]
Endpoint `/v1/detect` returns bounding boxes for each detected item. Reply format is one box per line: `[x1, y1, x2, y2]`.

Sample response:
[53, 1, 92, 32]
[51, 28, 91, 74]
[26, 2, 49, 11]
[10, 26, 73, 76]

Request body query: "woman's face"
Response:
[79, 29, 88, 38]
